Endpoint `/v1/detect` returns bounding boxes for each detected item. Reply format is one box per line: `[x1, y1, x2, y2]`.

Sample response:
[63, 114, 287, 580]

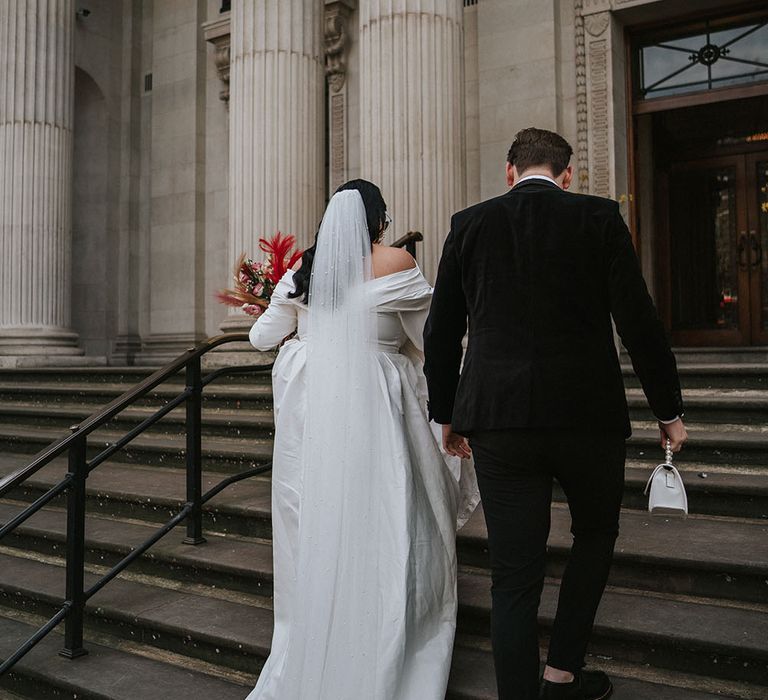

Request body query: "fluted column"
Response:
[229, 0, 324, 264]
[360, 0, 465, 281]
[0, 0, 82, 362]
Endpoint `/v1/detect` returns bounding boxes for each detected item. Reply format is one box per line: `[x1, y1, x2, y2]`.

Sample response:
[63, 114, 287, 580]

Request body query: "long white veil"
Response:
[279, 189, 383, 698]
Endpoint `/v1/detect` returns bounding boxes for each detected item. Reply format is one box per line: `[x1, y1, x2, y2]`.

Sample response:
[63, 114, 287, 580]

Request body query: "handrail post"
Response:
[183, 354, 206, 545]
[60, 427, 88, 659]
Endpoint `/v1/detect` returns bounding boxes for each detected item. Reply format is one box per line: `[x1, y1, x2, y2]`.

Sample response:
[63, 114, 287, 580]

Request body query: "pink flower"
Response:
[242, 303, 264, 318]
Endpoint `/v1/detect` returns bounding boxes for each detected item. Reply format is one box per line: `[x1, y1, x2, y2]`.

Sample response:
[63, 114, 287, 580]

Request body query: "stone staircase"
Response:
[0, 360, 766, 699]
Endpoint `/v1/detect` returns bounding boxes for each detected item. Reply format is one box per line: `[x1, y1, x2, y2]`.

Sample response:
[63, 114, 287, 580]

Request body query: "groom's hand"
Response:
[659, 418, 688, 453]
[442, 424, 472, 459]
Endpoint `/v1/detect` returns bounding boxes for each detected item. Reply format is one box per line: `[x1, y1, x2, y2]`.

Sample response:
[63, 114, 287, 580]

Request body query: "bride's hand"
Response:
[442, 424, 472, 459]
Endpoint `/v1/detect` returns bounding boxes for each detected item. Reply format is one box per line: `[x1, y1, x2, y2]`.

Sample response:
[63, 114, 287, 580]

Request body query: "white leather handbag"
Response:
[644, 439, 688, 517]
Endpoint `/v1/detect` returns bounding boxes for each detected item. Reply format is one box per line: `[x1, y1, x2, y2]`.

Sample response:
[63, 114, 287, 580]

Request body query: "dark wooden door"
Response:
[664, 155, 750, 346]
[746, 153, 768, 345]
[660, 151, 768, 346]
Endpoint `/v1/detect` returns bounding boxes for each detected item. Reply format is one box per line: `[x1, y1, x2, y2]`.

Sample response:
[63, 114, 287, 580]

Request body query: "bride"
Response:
[246, 180, 477, 700]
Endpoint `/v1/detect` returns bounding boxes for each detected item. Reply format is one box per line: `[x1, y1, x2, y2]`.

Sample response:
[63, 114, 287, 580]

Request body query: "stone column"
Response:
[0, 0, 83, 365]
[229, 0, 325, 262]
[359, 0, 465, 281]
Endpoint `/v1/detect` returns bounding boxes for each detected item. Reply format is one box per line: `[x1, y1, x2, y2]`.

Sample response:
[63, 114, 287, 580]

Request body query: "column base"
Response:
[0, 327, 95, 367]
[135, 333, 207, 368]
[203, 315, 274, 370]
[110, 334, 143, 367]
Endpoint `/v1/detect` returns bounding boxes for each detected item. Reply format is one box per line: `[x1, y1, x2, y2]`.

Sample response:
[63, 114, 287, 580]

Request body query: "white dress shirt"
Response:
[515, 174, 560, 187]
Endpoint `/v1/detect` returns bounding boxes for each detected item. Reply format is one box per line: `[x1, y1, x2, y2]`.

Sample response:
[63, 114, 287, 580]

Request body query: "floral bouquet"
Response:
[216, 232, 303, 318]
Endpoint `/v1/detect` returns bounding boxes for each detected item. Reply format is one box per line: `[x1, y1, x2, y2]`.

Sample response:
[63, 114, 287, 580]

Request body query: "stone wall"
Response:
[474, 0, 579, 200]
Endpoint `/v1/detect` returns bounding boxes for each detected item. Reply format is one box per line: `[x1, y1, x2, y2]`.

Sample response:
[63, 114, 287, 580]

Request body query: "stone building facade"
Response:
[1, 0, 766, 366]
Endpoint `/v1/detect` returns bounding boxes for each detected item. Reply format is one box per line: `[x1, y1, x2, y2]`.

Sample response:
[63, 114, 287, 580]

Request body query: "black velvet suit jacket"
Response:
[423, 178, 683, 438]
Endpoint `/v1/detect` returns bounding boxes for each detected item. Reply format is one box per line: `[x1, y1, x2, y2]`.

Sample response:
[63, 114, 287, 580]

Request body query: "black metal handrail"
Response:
[392, 230, 423, 259]
[0, 333, 274, 676]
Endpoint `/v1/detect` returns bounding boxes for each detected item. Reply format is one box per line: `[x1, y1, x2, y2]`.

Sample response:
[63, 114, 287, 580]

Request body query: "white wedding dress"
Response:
[246, 191, 478, 700]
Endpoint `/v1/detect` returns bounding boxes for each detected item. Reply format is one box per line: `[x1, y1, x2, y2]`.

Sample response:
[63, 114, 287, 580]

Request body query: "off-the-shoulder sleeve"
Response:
[249, 273, 300, 351]
[400, 307, 429, 354]
[376, 267, 433, 354]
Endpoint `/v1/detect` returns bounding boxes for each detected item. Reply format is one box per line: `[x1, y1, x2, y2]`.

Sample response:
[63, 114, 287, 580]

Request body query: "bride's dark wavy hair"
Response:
[288, 179, 388, 304]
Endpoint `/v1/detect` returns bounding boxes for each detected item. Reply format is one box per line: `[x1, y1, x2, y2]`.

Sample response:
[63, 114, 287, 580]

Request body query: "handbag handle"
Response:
[645, 439, 675, 496]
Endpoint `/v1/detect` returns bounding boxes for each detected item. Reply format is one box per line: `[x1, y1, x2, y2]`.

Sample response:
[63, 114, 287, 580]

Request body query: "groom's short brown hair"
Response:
[507, 128, 573, 176]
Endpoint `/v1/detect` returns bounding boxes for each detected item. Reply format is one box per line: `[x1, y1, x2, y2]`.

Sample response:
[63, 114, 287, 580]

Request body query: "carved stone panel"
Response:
[583, 0, 611, 14]
[325, 0, 356, 93]
[330, 93, 347, 192]
[202, 14, 232, 106]
[325, 1, 356, 194]
[213, 40, 231, 104]
[585, 12, 610, 37]
[576, 0, 660, 200]
[574, 0, 590, 192]
[587, 34, 611, 198]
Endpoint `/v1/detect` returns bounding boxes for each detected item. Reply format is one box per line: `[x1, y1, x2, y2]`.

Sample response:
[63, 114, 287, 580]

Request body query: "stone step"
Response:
[0, 381, 275, 412]
[0, 367, 166, 386]
[619, 464, 768, 520]
[3, 357, 766, 386]
[0, 558, 491, 700]
[455, 571, 768, 687]
[0, 613, 249, 700]
[623, 364, 768, 390]
[0, 617, 732, 700]
[0, 552, 272, 677]
[0, 690, 27, 700]
[0, 403, 276, 441]
[4, 444, 767, 524]
[458, 504, 768, 605]
[627, 425, 768, 467]
[2, 415, 766, 477]
[0, 366, 273, 386]
[2, 371, 765, 419]
[448, 642, 752, 700]
[0, 426, 273, 472]
[1, 391, 764, 444]
[0, 454, 274, 539]
[626, 388, 768, 425]
[0, 503, 274, 598]
[2, 470, 766, 605]
[0, 551, 765, 689]
[628, 347, 768, 365]
[2, 383, 763, 445]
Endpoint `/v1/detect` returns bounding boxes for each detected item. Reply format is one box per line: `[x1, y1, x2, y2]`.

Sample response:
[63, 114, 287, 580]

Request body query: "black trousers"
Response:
[468, 429, 626, 700]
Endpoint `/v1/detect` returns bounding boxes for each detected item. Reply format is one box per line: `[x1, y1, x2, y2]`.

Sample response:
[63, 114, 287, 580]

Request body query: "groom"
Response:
[424, 127, 686, 700]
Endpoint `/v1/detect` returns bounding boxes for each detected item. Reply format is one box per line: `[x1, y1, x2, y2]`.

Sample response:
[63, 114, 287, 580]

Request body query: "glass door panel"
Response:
[668, 161, 748, 344]
[748, 156, 768, 343]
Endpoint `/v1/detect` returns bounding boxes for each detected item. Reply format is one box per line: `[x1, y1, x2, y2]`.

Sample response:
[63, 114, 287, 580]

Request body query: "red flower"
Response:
[259, 232, 303, 285]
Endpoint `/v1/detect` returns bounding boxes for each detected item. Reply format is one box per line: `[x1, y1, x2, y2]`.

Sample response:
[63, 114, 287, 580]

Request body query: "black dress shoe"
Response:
[539, 669, 613, 700]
